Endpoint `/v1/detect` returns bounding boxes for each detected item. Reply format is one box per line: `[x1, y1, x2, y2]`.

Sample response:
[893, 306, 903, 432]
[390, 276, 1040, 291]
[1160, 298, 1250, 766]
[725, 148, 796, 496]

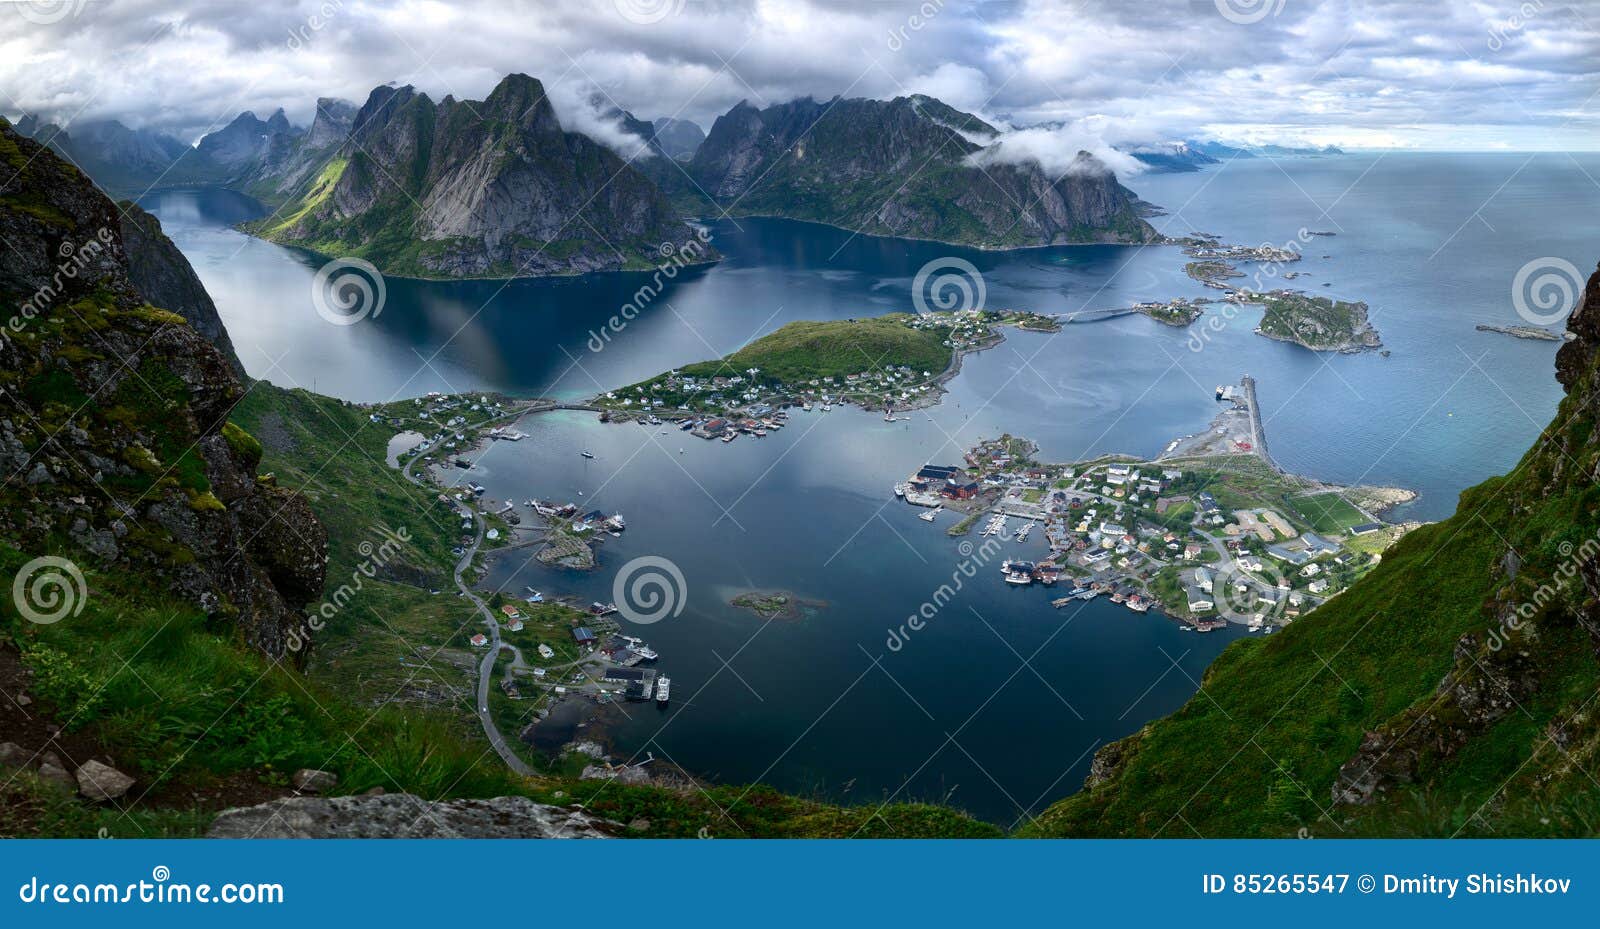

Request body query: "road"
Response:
[456, 517, 533, 776]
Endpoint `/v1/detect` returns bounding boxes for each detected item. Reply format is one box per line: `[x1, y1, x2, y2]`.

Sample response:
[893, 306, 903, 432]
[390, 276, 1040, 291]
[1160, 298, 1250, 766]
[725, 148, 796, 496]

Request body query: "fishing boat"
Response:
[894, 483, 909, 498]
[580, 450, 595, 459]
[656, 676, 671, 705]
[919, 508, 939, 522]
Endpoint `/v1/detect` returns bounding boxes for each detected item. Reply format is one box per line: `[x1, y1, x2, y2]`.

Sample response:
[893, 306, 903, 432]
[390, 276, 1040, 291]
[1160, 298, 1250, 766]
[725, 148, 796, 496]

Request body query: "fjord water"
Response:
[147, 153, 1597, 824]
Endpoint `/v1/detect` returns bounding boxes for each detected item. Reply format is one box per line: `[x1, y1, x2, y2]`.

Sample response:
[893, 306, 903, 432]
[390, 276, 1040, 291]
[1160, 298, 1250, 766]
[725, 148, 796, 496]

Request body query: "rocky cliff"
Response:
[1028, 260, 1600, 838]
[118, 202, 245, 377]
[688, 94, 1157, 247]
[0, 117, 325, 662]
[250, 74, 713, 279]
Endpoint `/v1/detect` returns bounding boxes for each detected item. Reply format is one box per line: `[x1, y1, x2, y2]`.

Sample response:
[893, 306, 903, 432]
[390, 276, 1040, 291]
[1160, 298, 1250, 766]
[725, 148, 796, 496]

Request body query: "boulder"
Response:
[291, 768, 338, 794]
[0, 742, 29, 769]
[206, 794, 617, 838]
[36, 763, 75, 792]
[75, 760, 135, 802]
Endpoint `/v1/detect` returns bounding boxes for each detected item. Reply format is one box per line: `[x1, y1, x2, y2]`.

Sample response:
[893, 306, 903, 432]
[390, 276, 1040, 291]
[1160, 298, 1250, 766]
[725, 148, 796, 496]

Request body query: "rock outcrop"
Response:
[206, 794, 618, 838]
[0, 118, 327, 662]
[688, 94, 1157, 248]
[119, 202, 245, 377]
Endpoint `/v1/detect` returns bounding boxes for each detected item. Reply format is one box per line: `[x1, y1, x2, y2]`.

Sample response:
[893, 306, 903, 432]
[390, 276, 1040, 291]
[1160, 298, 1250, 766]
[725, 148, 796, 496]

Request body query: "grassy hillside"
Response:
[1028, 318, 1600, 836]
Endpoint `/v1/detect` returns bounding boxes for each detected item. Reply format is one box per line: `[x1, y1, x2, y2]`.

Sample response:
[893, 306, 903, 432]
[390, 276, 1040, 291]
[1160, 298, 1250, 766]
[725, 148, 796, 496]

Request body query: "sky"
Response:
[1, 0, 1598, 154]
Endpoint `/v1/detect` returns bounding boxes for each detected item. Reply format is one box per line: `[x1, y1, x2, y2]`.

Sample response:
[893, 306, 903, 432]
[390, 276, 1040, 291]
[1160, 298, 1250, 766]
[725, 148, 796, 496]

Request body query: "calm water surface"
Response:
[145, 152, 1598, 824]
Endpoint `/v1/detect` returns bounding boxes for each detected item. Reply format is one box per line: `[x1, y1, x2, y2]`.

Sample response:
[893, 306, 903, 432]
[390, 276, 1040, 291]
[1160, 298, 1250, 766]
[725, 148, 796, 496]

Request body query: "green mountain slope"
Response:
[1029, 265, 1600, 838]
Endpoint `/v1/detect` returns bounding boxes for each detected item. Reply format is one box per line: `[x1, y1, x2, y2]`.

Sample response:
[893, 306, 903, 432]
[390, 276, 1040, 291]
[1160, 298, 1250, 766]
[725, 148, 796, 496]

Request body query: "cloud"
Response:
[967, 124, 1148, 178]
[0, 0, 1595, 152]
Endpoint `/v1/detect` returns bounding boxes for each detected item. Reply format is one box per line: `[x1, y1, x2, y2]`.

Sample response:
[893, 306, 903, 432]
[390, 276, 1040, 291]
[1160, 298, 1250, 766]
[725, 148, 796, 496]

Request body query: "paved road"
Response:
[455, 518, 533, 776]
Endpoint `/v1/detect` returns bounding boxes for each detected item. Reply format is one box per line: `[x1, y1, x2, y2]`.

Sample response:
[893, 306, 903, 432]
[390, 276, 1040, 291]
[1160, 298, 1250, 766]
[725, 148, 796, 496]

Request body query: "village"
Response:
[590, 309, 1060, 443]
[890, 377, 1413, 632]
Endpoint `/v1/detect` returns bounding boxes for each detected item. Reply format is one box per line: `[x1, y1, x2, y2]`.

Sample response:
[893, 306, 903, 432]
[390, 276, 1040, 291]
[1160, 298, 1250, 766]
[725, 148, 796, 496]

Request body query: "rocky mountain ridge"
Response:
[249, 74, 713, 278]
[687, 94, 1156, 247]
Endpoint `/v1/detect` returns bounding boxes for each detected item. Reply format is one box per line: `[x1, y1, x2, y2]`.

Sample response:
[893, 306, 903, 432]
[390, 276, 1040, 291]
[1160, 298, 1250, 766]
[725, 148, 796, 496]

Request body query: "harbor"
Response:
[888, 376, 1414, 632]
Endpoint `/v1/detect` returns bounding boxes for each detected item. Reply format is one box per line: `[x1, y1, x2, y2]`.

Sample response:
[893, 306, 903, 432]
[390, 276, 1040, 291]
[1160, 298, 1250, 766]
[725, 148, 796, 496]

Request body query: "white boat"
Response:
[893, 483, 910, 498]
[919, 508, 939, 522]
[580, 450, 595, 459]
[656, 676, 671, 705]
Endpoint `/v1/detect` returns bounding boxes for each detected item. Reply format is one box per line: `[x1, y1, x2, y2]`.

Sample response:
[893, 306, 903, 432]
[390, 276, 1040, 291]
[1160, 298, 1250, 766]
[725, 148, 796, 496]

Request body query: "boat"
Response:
[919, 508, 939, 522]
[802, 402, 812, 411]
[721, 433, 735, 443]
[754, 428, 767, 437]
[646, 415, 661, 425]
[580, 450, 595, 459]
[656, 676, 671, 705]
[894, 482, 909, 498]
[1002, 560, 1036, 585]
[588, 602, 617, 616]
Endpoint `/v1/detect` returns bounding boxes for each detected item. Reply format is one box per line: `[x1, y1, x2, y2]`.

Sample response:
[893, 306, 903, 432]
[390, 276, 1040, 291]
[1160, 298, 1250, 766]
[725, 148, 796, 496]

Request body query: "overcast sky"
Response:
[2, 0, 1598, 153]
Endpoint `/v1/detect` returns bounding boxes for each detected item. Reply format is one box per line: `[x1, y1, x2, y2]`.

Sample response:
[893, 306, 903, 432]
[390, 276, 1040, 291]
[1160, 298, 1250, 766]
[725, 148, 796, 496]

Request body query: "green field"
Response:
[1287, 491, 1369, 533]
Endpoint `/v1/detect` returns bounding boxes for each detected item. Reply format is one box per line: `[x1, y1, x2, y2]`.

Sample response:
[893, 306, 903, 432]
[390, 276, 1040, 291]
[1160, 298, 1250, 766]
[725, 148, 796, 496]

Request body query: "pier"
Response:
[1241, 375, 1278, 472]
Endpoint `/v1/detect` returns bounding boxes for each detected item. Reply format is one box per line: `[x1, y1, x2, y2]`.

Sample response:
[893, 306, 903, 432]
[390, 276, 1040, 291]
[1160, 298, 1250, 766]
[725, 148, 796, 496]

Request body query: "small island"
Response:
[594, 309, 1058, 423]
[1256, 293, 1382, 352]
[1476, 323, 1569, 342]
[729, 590, 827, 621]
